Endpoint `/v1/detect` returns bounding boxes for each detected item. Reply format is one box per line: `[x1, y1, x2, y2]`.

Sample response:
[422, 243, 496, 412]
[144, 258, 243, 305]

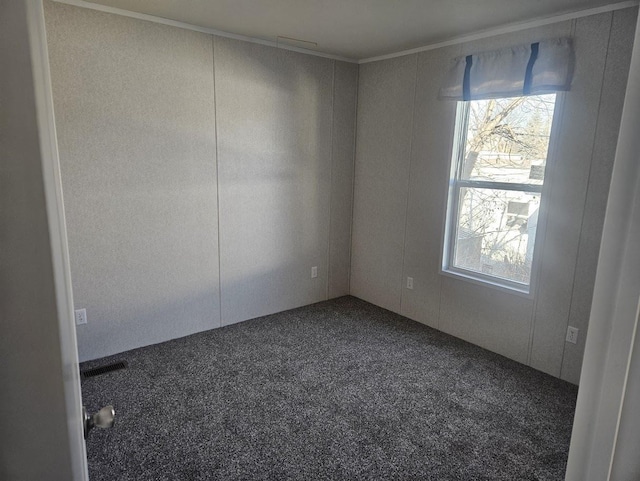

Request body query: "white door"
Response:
[24, 0, 88, 478]
[15, 0, 114, 481]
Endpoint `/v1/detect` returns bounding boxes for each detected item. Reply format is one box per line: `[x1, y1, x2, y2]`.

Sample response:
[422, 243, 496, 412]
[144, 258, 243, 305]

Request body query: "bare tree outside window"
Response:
[446, 94, 556, 289]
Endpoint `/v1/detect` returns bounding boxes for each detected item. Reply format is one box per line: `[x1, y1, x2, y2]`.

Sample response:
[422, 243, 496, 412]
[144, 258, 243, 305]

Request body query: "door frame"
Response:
[27, 0, 88, 479]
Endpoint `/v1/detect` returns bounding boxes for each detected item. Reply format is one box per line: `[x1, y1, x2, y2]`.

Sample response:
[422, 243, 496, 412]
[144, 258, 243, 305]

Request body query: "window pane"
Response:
[453, 187, 540, 285]
[460, 94, 556, 185]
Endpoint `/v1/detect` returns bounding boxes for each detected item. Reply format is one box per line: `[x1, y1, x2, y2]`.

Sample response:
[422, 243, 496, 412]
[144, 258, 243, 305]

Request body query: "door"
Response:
[21, 0, 88, 481]
[28, 0, 88, 478]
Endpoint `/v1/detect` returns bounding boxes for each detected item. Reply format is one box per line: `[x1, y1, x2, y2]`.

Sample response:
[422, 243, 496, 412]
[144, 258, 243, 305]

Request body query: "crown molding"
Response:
[52, 0, 359, 63]
[52, 0, 640, 65]
[359, 0, 639, 64]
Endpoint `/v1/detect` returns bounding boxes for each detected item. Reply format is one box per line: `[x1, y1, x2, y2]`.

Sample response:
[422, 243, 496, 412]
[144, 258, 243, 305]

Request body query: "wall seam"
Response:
[347, 65, 359, 296]
[348, 66, 361, 295]
[436, 276, 444, 331]
[525, 301, 536, 366]
[212, 35, 224, 328]
[326, 60, 336, 300]
[559, 12, 614, 379]
[399, 54, 419, 315]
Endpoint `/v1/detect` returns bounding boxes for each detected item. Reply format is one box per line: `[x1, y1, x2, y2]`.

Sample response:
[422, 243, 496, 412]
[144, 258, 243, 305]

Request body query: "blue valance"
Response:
[439, 38, 574, 100]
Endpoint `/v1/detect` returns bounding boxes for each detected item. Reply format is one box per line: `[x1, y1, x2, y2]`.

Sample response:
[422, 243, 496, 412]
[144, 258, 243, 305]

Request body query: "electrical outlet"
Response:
[311, 266, 318, 278]
[75, 308, 87, 325]
[407, 277, 414, 290]
[566, 326, 579, 344]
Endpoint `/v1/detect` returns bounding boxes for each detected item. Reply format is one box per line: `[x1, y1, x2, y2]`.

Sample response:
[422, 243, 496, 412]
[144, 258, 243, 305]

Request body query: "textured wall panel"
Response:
[350, 55, 417, 313]
[328, 61, 358, 298]
[561, 7, 638, 384]
[440, 278, 534, 364]
[214, 37, 334, 325]
[400, 45, 458, 328]
[45, 2, 220, 361]
[530, 13, 612, 376]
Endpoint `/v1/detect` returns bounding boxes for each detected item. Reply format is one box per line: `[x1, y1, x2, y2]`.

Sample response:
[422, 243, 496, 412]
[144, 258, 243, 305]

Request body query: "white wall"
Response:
[350, 55, 417, 313]
[44, 2, 357, 361]
[0, 1, 75, 478]
[351, 8, 638, 384]
[214, 37, 356, 325]
[45, 1, 221, 362]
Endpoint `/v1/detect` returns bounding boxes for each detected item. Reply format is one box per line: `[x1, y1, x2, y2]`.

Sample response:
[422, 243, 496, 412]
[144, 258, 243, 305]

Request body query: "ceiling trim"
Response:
[51, 0, 359, 63]
[52, 0, 639, 64]
[359, 0, 640, 63]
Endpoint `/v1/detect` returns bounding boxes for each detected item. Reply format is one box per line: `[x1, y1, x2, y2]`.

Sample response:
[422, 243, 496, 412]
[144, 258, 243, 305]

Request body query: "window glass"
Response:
[445, 94, 556, 291]
[460, 95, 556, 185]
[453, 187, 540, 285]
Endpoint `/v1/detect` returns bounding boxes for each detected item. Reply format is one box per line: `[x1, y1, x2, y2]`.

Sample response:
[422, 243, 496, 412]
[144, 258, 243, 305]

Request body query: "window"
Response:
[443, 94, 557, 293]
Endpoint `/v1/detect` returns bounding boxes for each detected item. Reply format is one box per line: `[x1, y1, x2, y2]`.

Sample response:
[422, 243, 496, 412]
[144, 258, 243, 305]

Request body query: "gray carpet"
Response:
[81, 296, 577, 480]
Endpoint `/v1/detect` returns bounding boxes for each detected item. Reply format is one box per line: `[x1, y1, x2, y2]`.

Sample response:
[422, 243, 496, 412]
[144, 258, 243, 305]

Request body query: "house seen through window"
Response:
[443, 94, 557, 292]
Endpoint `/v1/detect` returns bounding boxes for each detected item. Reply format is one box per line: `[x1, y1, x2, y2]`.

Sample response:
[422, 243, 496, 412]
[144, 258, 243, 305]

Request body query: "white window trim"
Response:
[440, 94, 565, 297]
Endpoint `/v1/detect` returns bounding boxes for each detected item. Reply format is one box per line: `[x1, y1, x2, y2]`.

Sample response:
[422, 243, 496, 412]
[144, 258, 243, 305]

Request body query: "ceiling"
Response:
[84, 0, 626, 60]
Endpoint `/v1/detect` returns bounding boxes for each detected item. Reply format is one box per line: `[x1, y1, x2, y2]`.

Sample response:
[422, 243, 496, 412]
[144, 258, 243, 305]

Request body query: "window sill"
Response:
[439, 267, 534, 299]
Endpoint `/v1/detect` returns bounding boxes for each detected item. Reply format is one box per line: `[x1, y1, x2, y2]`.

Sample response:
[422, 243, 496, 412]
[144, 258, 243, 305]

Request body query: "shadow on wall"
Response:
[214, 38, 335, 328]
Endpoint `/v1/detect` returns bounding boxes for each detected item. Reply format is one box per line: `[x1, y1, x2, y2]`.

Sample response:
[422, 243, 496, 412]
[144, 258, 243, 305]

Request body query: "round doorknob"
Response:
[93, 405, 115, 429]
[83, 405, 115, 438]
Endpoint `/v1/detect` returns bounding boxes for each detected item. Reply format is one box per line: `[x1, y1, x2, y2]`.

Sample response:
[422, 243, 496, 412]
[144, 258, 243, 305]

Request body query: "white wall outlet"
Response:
[75, 308, 87, 325]
[407, 277, 414, 290]
[311, 266, 318, 278]
[566, 326, 579, 344]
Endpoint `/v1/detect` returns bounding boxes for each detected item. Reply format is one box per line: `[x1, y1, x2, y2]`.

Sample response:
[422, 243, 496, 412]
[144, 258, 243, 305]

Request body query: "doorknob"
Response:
[83, 405, 115, 439]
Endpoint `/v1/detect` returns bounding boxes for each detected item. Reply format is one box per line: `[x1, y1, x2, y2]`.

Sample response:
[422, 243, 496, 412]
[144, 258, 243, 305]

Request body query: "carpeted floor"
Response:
[81, 296, 578, 481]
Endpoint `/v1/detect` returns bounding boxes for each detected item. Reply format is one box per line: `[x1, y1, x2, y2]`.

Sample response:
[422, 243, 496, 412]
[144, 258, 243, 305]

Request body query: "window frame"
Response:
[441, 95, 560, 296]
